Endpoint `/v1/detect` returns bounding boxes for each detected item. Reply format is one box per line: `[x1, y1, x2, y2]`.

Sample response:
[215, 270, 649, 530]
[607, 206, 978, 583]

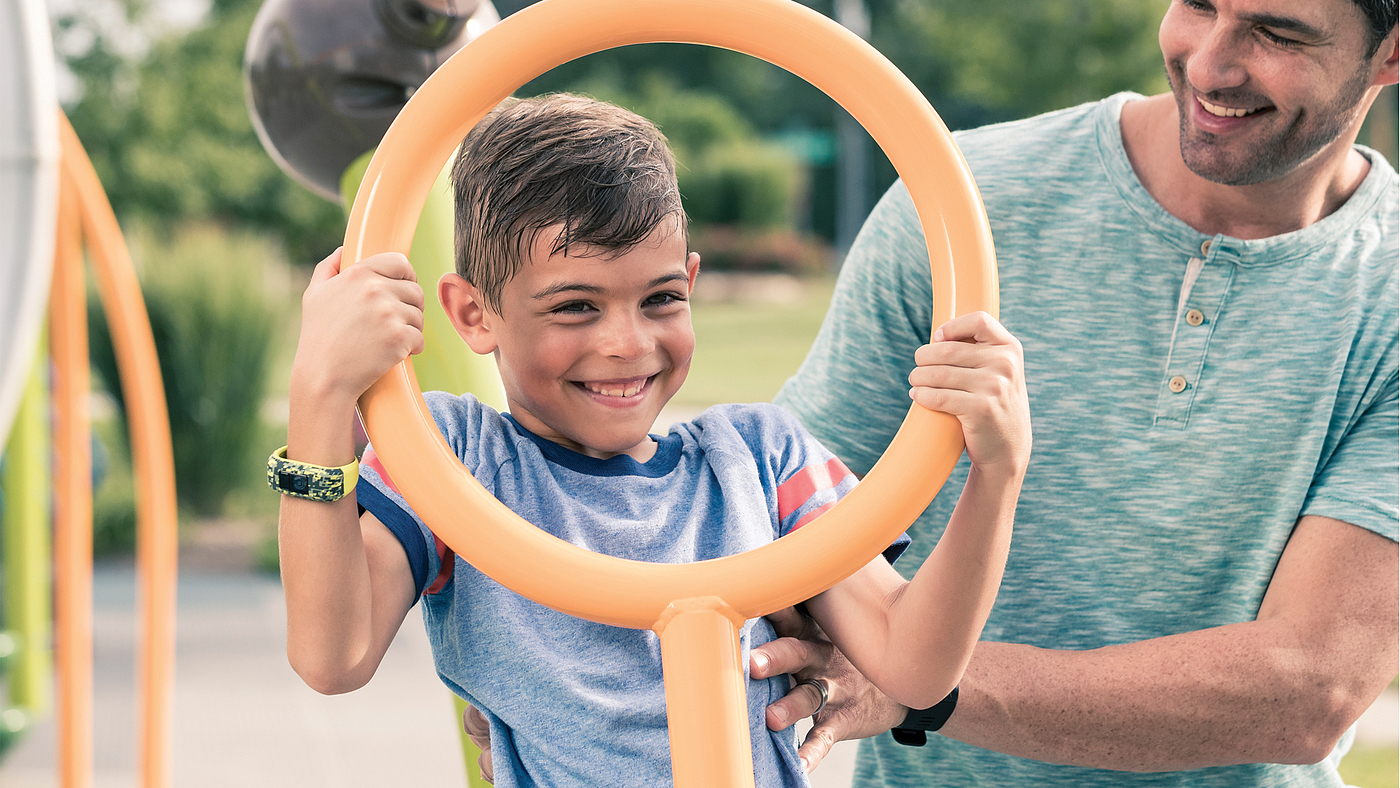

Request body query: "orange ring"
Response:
[345, 0, 997, 631]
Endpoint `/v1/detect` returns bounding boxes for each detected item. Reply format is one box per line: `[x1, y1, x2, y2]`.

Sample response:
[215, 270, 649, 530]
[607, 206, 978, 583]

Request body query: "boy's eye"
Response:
[551, 301, 595, 315]
[643, 291, 686, 308]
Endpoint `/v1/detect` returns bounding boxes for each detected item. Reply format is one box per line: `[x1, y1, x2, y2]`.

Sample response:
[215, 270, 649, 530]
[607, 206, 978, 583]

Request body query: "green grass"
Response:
[1340, 745, 1399, 788]
[677, 277, 834, 407]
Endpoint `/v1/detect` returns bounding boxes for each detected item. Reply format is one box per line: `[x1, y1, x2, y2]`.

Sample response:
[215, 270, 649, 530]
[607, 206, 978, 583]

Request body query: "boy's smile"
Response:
[444, 219, 699, 462]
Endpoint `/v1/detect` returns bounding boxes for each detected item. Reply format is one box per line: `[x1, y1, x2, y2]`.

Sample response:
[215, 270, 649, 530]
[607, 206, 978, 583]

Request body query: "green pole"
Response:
[342, 151, 500, 788]
[341, 151, 507, 408]
[1, 341, 54, 751]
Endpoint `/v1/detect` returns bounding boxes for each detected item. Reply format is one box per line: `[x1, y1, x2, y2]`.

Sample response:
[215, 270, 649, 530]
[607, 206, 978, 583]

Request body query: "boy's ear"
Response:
[439, 273, 499, 355]
[685, 252, 701, 293]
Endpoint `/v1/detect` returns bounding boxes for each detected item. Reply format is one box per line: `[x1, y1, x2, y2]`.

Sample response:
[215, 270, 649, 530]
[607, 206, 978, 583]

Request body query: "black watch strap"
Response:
[891, 685, 958, 747]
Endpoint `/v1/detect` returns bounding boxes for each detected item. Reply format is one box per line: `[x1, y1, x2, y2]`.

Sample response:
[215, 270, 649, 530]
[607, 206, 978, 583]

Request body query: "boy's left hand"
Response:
[908, 311, 1030, 477]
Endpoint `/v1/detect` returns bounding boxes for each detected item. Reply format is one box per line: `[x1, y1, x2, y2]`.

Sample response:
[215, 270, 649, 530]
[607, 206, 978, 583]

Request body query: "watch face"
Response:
[279, 471, 311, 494]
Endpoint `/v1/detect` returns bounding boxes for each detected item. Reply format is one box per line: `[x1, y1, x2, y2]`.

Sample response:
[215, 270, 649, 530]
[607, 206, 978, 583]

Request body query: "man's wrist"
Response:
[891, 685, 958, 746]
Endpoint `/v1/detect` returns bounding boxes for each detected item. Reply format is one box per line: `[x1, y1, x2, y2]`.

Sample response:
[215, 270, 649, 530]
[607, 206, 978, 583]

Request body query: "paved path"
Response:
[0, 558, 1392, 788]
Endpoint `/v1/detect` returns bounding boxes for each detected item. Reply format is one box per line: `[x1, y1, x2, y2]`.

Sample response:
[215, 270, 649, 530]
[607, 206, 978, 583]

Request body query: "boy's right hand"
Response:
[292, 248, 425, 404]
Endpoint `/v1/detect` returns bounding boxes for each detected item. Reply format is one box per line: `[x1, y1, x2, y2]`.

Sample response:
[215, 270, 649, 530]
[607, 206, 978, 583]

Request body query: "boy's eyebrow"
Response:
[532, 282, 604, 300]
[531, 272, 692, 300]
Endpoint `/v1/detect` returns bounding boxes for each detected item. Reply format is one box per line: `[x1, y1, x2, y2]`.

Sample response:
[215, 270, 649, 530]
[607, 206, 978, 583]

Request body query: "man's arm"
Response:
[757, 514, 1398, 771]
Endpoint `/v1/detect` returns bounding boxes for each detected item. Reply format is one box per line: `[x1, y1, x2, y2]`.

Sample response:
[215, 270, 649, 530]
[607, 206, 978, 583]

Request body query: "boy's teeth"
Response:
[586, 380, 644, 397]
[1199, 98, 1260, 118]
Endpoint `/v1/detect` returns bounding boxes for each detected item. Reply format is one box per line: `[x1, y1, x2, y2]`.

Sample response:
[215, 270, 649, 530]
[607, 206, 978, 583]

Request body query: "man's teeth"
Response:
[1199, 98, 1260, 118]
[585, 380, 646, 397]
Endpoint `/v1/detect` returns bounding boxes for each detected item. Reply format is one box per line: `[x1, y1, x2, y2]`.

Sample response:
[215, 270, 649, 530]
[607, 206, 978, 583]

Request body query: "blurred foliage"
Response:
[872, 0, 1168, 120]
[51, 0, 1172, 257]
[689, 226, 834, 275]
[1338, 744, 1399, 788]
[55, 0, 346, 265]
[89, 224, 287, 520]
[575, 76, 806, 231]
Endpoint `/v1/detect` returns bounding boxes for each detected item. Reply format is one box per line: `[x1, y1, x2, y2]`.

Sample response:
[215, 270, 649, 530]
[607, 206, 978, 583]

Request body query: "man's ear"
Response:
[1375, 28, 1398, 86]
[685, 252, 701, 293]
[439, 273, 499, 355]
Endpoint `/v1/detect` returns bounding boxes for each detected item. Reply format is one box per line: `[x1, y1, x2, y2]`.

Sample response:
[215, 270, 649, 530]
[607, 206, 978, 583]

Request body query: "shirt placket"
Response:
[1154, 237, 1237, 428]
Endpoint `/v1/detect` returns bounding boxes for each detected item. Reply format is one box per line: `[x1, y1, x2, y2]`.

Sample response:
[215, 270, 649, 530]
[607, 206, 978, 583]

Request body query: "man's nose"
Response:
[1186, 25, 1250, 95]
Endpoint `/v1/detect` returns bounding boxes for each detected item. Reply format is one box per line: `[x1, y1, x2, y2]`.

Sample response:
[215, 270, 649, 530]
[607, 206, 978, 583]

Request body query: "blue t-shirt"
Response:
[776, 93, 1397, 788]
[358, 394, 905, 787]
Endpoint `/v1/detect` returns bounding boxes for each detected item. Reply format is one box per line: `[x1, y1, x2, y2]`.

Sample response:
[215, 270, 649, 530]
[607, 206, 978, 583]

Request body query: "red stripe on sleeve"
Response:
[427, 534, 455, 594]
[788, 501, 836, 533]
[776, 457, 854, 523]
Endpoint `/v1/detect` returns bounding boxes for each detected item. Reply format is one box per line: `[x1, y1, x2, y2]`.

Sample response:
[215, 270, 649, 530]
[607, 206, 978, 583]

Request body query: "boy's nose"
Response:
[596, 312, 654, 360]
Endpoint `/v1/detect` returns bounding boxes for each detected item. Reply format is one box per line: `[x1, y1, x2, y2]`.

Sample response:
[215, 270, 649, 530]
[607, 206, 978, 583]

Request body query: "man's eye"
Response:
[553, 301, 593, 314]
[1260, 28, 1301, 47]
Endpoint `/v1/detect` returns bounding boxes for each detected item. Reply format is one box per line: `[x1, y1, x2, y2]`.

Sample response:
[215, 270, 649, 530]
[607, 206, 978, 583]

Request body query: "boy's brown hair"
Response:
[449, 93, 686, 311]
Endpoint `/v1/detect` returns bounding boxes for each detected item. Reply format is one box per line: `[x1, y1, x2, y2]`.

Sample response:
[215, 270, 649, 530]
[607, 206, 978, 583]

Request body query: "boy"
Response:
[273, 93, 1029, 787]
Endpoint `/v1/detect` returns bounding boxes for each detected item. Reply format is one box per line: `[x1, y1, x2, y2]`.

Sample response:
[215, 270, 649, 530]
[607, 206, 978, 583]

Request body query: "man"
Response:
[755, 0, 1399, 786]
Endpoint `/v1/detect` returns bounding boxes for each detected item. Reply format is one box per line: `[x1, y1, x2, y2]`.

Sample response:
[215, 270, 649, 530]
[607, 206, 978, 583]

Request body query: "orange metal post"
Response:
[654, 598, 752, 788]
[57, 111, 178, 788]
[50, 130, 92, 788]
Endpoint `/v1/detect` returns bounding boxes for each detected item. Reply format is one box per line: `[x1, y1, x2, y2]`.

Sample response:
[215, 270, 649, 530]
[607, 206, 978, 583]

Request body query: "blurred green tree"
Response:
[53, 0, 1172, 250]
[55, 0, 346, 264]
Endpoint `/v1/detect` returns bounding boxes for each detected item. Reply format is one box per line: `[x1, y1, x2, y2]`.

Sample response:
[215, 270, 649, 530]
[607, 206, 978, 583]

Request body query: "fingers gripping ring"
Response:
[797, 678, 830, 718]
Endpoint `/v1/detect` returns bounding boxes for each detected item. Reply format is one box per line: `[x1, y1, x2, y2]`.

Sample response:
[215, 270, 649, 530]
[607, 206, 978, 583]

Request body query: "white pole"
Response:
[0, 0, 60, 447]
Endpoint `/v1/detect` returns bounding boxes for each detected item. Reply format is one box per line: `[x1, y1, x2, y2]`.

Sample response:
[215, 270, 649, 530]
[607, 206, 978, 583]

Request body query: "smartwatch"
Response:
[891, 685, 958, 746]
[267, 446, 359, 502]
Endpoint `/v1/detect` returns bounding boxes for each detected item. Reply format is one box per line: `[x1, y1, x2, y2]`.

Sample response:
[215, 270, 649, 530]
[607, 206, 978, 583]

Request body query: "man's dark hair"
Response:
[449, 93, 685, 312]
[1352, 0, 1397, 57]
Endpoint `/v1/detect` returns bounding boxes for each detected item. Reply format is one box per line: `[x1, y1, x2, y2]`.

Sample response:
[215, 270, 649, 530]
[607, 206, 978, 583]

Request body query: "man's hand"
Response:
[463, 704, 494, 784]
[753, 607, 906, 772]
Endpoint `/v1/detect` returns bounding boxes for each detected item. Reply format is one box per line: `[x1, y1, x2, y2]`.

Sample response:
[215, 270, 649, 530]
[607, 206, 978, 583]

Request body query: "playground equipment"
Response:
[0, 0, 59, 758]
[245, 0, 501, 201]
[0, 0, 58, 452]
[0, 0, 181, 777]
[345, 0, 997, 785]
[244, 5, 504, 782]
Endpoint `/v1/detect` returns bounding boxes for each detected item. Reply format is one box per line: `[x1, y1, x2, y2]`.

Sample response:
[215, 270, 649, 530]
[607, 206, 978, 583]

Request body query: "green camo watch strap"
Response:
[267, 446, 359, 502]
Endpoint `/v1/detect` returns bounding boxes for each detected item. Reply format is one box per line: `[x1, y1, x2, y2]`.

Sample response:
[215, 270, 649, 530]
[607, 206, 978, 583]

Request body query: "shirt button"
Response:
[1201, 239, 1212, 255]
[1185, 308, 1205, 326]
[1168, 375, 1188, 393]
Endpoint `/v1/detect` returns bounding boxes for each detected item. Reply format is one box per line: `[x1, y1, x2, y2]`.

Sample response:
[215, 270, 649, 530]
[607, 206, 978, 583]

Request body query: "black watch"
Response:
[891, 686, 958, 746]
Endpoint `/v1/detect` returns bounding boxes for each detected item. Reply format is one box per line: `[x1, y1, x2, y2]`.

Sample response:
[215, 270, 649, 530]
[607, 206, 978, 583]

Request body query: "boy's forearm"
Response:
[876, 464, 1021, 708]
[278, 380, 378, 692]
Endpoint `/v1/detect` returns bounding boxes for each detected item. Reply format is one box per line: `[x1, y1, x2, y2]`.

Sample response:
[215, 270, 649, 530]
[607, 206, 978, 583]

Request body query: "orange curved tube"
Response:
[343, 1, 997, 785]
[57, 111, 178, 788]
[50, 132, 93, 788]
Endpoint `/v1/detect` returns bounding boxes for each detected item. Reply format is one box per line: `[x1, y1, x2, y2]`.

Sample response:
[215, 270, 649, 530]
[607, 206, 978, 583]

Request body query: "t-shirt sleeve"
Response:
[773, 180, 932, 478]
[748, 404, 911, 563]
[357, 447, 440, 598]
[355, 391, 507, 596]
[1301, 370, 1399, 541]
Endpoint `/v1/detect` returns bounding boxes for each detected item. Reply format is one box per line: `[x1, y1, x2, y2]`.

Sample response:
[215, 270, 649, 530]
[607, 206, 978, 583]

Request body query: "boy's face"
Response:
[464, 220, 698, 461]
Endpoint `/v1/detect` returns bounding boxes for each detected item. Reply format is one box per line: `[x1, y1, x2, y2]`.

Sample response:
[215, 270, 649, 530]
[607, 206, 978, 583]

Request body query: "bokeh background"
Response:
[2, 0, 1396, 785]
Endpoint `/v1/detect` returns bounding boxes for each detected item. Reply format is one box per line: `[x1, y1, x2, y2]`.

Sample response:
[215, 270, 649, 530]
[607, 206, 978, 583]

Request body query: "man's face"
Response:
[482, 220, 698, 460]
[1159, 0, 1391, 185]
